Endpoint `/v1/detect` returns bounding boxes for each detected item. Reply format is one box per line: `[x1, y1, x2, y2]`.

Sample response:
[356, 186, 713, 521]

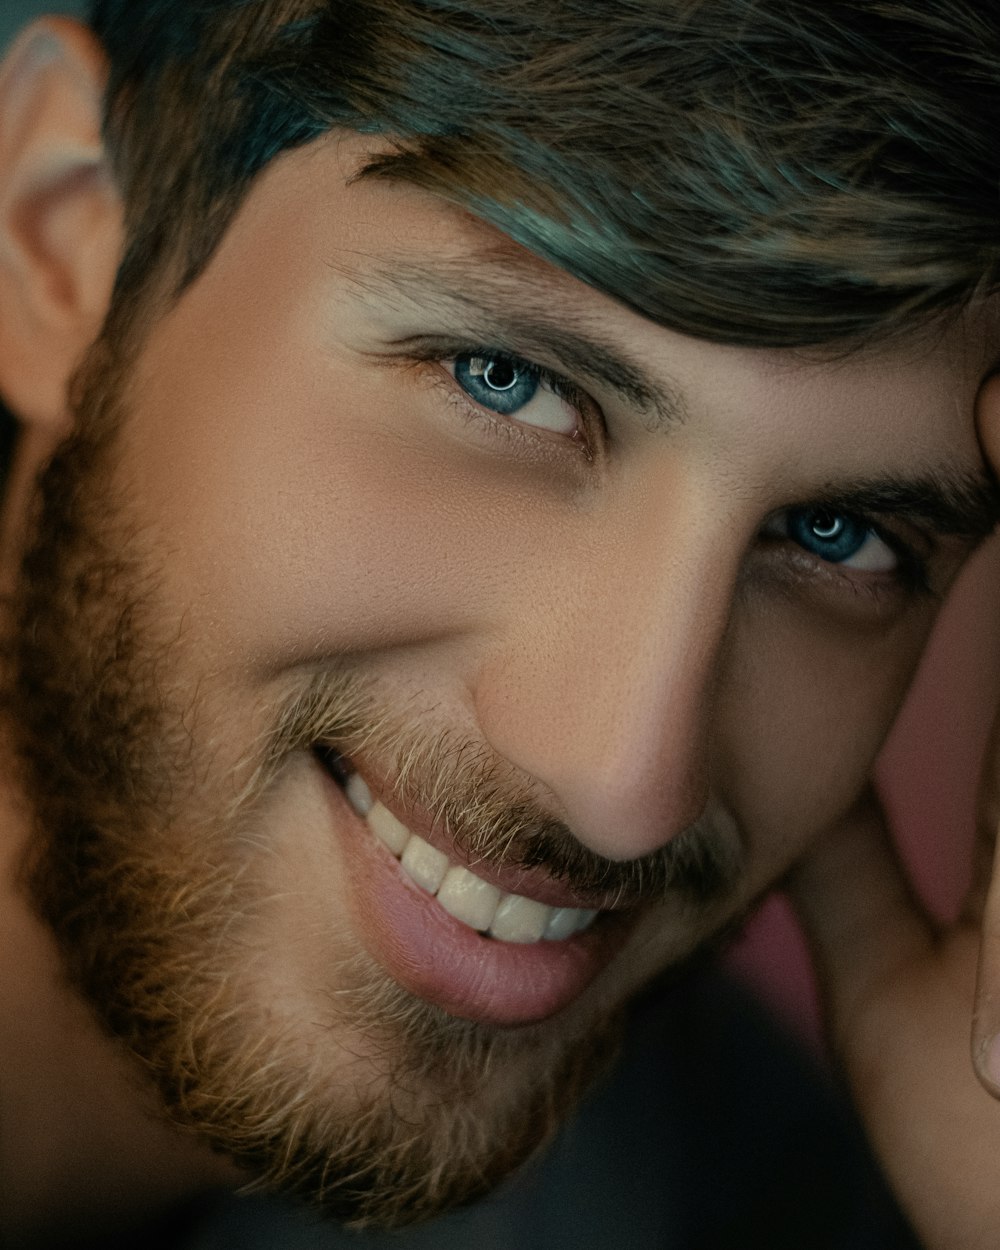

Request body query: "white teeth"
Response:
[368, 801, 410, 855]
[357, 783, 601, 943]
[436, 865, 502, 931]
[543, 907, 582, 941]
[489, 894, 551, 944]
[345, 772, 374, 817]
[400, 833, 450, 894]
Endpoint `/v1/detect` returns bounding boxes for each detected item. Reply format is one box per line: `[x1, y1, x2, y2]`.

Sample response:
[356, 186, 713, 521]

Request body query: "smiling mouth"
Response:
[320, 750, 601, 944]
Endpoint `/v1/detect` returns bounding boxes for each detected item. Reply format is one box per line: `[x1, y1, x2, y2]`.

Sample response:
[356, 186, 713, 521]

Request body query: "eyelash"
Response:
[400, 339, 935, 597]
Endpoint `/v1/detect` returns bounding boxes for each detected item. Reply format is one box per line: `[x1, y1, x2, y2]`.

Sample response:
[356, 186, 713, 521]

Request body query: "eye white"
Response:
[512, 384, 578, 434]
[838, 531, 897, 572]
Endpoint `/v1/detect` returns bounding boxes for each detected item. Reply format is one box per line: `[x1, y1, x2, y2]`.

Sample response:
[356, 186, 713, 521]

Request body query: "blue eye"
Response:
[785, 507, 896, 572]
[453, 353, 541, 415]
[448, 351, 579, 435]
[788, 508, 866, 561]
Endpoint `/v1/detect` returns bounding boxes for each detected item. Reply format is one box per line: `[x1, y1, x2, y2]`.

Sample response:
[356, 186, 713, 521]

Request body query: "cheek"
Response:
[115, 326, 573, 673]
[717, 595, 932, 872]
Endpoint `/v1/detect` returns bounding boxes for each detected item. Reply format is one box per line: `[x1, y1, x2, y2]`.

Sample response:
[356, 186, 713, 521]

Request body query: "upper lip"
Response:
[321, 746, 635, 914]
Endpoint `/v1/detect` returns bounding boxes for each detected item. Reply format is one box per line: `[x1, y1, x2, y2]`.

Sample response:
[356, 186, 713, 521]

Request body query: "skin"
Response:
[786, 384, 1000, 1250]
[1, 16, 1000, 1245]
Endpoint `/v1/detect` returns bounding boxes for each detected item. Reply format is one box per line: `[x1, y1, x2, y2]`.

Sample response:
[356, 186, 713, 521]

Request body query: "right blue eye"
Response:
[784, 506, 897, 572]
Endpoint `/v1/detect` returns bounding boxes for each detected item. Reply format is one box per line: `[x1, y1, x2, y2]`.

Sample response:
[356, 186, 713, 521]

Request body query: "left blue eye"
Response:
[453, 354, 541, 415]
[784, 506, 896, 572]
[448, 351, 580, 435]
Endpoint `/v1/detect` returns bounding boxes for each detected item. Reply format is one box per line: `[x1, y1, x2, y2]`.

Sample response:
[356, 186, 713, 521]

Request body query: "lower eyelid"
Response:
[423, 365, 541, 448]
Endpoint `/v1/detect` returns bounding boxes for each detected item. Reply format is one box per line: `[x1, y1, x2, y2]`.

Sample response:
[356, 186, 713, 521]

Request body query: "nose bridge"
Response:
[475, 504, 740, 861]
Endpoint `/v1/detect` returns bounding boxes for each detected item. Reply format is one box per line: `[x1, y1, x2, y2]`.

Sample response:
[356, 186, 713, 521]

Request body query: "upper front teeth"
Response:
[343, 773, 597, 943]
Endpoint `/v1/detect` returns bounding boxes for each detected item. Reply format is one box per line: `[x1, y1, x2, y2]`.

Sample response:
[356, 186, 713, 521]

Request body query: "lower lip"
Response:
[317, 764, 633, 1027]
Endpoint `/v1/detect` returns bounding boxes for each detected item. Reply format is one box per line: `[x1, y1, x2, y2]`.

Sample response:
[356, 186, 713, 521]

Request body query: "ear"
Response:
[979, 373, 1000, 474]
[0, 18, 122, 437]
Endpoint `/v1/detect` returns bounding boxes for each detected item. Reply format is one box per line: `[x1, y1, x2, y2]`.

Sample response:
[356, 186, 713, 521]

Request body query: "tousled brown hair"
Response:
[90, 0, 1000, 349]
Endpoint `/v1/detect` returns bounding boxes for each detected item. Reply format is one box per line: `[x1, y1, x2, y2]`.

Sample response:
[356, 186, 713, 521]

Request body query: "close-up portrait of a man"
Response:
[2, 2, 1000, 1248]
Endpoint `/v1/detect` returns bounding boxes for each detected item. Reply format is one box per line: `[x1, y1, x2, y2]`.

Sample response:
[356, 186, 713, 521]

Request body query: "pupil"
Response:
[482, 359, 518, 391]
[809, 511, 844, 541]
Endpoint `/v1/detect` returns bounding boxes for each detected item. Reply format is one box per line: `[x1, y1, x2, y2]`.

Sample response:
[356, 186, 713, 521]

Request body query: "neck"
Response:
[0, 777, 235, 1248]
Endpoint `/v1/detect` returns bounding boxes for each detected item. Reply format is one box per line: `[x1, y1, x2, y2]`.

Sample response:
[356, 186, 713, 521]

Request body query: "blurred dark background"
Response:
[1, 1, 85, 49]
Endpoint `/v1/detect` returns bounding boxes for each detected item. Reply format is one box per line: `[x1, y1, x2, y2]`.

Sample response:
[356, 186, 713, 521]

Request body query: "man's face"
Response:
[11, 132, 999, 1221]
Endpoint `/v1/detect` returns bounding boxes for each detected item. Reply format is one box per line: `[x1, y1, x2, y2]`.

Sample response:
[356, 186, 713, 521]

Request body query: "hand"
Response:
[787, 769, 1000, 1250]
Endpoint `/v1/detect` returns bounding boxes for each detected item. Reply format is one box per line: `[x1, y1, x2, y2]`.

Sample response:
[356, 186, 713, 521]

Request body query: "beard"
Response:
[4, 335, 743, 1227]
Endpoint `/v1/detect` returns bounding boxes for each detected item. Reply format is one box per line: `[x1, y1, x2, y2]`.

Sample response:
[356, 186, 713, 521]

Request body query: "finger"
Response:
[789, 795, 1000, 1250]
[787, 788, 934, 1043]
[970, 712, 1000, 1095]
[971, 374, 1000, 1092]
[962, 705, 1000, 928]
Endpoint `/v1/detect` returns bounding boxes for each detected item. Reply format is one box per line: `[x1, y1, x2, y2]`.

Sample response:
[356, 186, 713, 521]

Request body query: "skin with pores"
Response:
[2, 13, 1000, 1247]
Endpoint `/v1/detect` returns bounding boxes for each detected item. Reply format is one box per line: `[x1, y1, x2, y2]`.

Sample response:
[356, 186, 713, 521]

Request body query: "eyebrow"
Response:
[340, 250, 1000, 542]
[338, 250, 689, 428]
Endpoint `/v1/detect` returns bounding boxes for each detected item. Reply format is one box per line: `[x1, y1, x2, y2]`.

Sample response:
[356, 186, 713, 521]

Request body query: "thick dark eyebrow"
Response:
[337, 251, 689, 428]
[339, 252, 1000, 542]
[809, 471, 1000, 542]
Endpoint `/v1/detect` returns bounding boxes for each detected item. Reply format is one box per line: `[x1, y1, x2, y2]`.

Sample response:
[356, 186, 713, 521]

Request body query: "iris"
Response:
[787, 507, 870, 563]
[454, 353, 540, 415]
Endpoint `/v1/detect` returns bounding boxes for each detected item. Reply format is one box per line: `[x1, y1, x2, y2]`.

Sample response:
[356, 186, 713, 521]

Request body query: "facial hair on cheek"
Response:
[1, 381, 628, 1225]
[5, 330, 751, 1223]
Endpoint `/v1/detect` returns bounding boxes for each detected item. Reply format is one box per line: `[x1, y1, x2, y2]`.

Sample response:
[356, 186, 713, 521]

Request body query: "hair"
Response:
[87, 0, 1000, 350]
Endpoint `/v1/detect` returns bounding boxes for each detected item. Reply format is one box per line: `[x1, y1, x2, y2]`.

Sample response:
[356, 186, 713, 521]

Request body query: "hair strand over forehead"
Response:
[90, 0, 1000, 349]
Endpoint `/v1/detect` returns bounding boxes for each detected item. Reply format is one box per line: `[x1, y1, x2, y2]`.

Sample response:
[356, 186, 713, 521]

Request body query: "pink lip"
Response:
[317, 762, 635, 1027]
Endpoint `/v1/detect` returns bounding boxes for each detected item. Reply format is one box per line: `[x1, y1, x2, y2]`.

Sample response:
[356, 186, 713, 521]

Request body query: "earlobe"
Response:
[0, 18, 122, 435]
[977, 373, 1000, 473]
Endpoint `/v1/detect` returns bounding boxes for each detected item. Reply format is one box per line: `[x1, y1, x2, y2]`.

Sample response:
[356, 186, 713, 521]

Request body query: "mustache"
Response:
[261, 666, 744, 911]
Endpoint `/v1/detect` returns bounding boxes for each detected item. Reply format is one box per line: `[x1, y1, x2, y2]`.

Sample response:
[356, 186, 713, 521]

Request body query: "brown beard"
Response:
[3, 333, 738, 1225]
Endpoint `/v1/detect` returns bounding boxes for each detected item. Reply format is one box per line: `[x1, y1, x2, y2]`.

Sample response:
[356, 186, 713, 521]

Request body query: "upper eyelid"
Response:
[388, 335, 603, 406]
[428, 340, 584, 393]
[769, 499, 930, 545]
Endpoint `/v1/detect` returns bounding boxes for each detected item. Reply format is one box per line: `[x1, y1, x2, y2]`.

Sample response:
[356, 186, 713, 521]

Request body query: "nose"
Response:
[475, 495, 741, 862]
